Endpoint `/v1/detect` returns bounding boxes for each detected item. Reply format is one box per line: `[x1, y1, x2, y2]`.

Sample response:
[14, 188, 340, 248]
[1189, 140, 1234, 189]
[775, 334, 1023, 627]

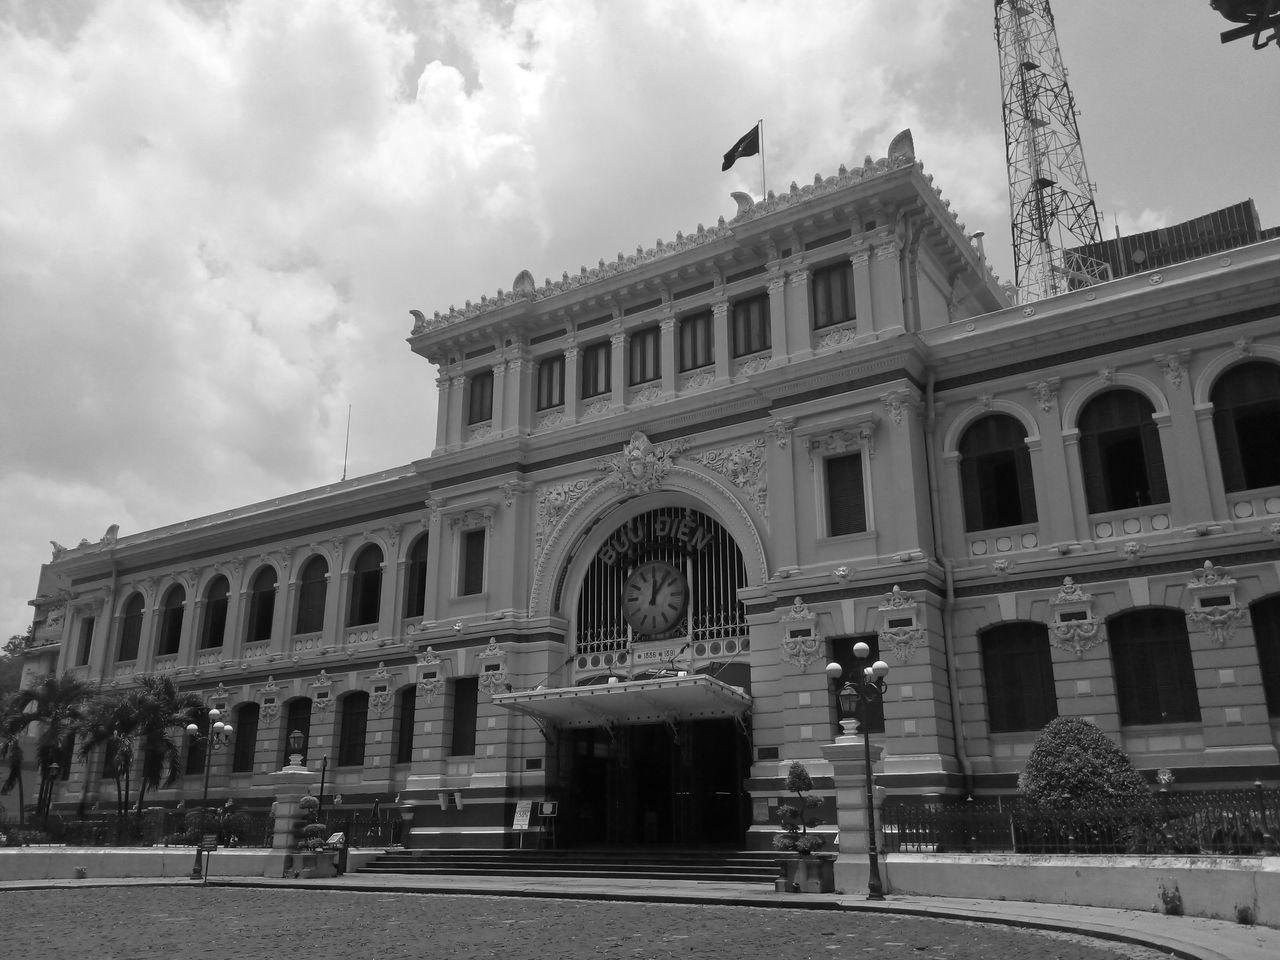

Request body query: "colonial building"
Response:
[23, 131, 1280, 849]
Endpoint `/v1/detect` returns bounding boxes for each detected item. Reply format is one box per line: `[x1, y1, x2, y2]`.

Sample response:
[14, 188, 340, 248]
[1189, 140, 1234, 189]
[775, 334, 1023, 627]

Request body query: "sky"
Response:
[1, 0, 1277, 642]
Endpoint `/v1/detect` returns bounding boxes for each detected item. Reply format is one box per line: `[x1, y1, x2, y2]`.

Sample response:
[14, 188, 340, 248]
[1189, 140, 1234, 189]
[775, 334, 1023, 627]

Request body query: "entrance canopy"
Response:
[491, 674, 750, 729]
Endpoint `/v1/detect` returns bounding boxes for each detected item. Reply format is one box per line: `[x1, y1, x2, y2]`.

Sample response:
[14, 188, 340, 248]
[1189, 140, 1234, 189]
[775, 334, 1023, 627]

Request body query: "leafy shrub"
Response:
[1019, 717, 1151, 809]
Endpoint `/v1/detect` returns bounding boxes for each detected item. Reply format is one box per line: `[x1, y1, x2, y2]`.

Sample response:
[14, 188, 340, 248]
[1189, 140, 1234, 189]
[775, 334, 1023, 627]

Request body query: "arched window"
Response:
[1109, 609, 1201, 725]
[347, 545, 383, 628]
[1078, 389, 1169, 512]
[245, 566, 277, 643]
[201, 577, 229, 649]
[118, 593, 145, 662]
[157, 586, 185, 657]
[395, 686, 417, 764]
[959, 414, 1037, 531]
[337, 692, 369, 767]
[1211, 361, 1280, 492]
[283, 698, 312, 763]
[232, 703, 259, 773]
[404, 535, 430, 619]
[1251, 596, 1280, 717]
[980, 622, 1057, 733]
[294, 557, 328, 635]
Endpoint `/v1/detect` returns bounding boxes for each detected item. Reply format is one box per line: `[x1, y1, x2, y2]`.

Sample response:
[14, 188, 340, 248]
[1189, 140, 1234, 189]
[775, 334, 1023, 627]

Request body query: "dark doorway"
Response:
[560, 717, 748, 848]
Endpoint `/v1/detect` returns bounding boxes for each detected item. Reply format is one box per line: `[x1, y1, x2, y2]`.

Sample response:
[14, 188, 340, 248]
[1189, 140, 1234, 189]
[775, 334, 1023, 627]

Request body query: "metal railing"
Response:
[1, 809, 274, 848]
[881, 785, 1280, 856]
[331, 811, 403, 848]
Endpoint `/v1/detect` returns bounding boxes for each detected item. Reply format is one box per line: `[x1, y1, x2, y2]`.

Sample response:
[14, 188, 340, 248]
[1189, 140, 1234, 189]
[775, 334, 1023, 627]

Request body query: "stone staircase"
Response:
[354, 848, 780, 884]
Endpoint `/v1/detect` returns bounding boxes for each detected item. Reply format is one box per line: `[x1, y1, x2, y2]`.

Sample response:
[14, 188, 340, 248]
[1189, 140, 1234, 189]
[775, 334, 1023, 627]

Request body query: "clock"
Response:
[622, 561, 689, 636]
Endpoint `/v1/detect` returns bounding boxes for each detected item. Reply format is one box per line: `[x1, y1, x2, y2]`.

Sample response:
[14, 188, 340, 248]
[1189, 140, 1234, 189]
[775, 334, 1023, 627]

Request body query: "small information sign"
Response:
[198, 834, 219, 852]
[325, 832, 346, 847]
[539, 802, 559, 818]
[512, 800, 533, 831]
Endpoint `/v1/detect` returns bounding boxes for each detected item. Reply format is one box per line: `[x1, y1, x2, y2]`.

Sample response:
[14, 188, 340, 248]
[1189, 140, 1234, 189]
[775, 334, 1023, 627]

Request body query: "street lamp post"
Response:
[826, 642, 890, 901]
[185, 708, 233, 880]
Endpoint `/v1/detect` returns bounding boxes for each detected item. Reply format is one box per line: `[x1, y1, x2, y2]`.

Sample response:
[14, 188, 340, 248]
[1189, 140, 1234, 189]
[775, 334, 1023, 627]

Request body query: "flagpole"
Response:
[758, 119, 766, 199]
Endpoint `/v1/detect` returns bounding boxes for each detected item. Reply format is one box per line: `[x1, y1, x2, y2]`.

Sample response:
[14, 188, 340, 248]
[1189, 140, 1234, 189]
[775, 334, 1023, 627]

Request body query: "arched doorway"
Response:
[556, 505, 753, 848]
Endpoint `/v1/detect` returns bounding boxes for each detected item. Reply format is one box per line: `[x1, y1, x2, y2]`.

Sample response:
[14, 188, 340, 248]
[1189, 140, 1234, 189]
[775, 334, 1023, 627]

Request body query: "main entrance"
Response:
[559, 717, 750, 848]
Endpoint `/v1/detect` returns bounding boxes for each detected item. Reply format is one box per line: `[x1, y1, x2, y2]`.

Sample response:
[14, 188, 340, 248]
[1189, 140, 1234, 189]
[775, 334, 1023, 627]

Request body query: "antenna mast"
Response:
[995, 0, 1107, 302]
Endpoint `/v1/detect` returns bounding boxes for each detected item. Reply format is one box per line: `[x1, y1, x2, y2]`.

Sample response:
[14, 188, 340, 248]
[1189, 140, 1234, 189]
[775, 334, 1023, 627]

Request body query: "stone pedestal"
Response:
[262, 759, 321, 878]
[820, 735, 886, 896]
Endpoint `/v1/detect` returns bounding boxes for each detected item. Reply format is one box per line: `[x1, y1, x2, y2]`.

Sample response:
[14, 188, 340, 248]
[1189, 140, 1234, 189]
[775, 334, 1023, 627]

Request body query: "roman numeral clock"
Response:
[622, 560, 688, 636]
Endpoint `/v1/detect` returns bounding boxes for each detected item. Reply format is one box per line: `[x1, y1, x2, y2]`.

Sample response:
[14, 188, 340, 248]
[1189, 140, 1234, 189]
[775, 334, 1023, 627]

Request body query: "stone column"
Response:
[263, 759, 321, 878]
[712, 298, 731, 384]
[851, 246, 873, 339]
[869, 235, 905, 335]
[768, 271, 790, 364]
[610, 327, 627, 409]
[767, 418, 799, 574]
[490, 362, 506, 436]
[563, 345, 581, 424]
[820, 734, 886, 895]
[447, 375, 466, 450]
[433, 374, 452, 455]
[660, 312, 677, 397]
[1060, 429, 1094, 543]
[507, 356, 531, 436]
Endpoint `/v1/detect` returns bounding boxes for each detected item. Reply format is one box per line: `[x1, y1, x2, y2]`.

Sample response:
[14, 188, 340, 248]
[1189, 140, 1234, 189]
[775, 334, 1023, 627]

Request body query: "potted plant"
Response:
[291, 794, 337, 878]
[771, 762, 835, 893]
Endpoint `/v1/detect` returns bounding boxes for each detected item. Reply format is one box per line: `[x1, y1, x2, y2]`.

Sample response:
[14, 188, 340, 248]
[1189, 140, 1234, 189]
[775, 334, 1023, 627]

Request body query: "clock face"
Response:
[622, 561, 688, 636]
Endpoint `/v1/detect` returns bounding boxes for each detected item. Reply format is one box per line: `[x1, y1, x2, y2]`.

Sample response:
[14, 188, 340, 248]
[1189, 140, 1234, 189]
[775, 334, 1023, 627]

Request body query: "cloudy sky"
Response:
[2, 0, 1277, 641]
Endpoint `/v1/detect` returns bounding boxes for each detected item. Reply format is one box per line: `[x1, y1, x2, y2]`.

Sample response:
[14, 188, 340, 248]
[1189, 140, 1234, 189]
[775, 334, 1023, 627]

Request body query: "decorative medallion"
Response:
[688, 439, 767, 518]
[768, 417, 794, 449]
[597, 431, 687, 495]
[417, 676, 444, 703]
[1049, 577, 1103, 659]
[1026, 378, 1060, 413]
[1154, 351, 1189, 390]
[877, 586, 925, 663]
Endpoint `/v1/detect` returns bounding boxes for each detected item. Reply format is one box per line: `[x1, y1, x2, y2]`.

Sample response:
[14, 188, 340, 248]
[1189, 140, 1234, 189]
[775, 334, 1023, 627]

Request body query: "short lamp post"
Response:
[826, 642, 890, 901]
[288, 728, 306, 767]
[185, 708, 233, 880]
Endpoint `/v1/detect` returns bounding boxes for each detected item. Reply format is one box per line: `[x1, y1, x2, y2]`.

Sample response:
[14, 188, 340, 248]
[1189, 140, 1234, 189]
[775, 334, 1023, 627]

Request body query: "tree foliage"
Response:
[1018, 716, 1152, 809]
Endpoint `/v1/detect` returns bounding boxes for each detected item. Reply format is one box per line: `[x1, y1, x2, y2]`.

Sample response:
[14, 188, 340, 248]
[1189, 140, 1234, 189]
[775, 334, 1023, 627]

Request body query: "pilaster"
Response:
[712, 298, 731, 384]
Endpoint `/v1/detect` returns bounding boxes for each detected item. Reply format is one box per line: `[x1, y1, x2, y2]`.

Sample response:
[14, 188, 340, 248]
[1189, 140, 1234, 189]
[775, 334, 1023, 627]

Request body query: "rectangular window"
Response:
[460, 528, 486, 596]
[232, 705, 259, 773]
[826, 453, 867, 536]
[338, 694, 369, 767]
[580, 341, 611, 399]
[730, 294, 770, 357]
[450, 677, 479, 756]
[678, 310, 713, 372]
[628, 326, 661, 385]
[536, 355, 565, 410]
[467, 370, 493, 424]
[811, 261, 854, 329]
[76, 617, 94, 666]
[396, 687, 417, 764]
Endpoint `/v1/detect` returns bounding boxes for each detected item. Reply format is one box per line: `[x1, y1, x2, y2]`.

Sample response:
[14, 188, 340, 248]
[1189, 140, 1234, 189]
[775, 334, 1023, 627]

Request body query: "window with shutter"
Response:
[536, 355, 565, 410]
[958, 415, 1037, 531]
[679, 310, 713, 371]
[347, 545, 383, 627]
[581, 341, 611, 398]
[1078, 389, 1169, 511]
[980, 623, 1057, 732]
[1211, 361, 1280, 492]
[1250, 597, 1280, 717]
[396, 686, 417, 764]
[404, 534, 430, 618]
[467, 370, 493, 424]
[338, 692, 369, 767]
[730, 294, 770, 357]
[1108, 609, 1201, 725]
[450, 677, 479, 755]
[628, 326, 660, 385]
[460, 528, 486, 596]
[295, 556, 328, 634]
[246, 567, 277, 643]
[825, 453, 867, 536]
[232, 703, 259, 773]
[811, 261, 854, 330]
[201, 577, 229, 649]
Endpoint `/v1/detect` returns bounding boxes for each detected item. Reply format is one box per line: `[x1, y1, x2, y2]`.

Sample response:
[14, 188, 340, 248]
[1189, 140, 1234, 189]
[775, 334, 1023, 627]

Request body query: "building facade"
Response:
[22, 131, 1280, 849]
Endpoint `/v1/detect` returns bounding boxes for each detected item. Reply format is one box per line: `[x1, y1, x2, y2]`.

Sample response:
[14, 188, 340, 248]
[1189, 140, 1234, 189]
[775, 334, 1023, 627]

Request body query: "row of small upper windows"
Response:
[820, 362, 1280, 539]
[976, 597, 1280, 734]
[465, 261, 855, 423]
[107, 530, 489, 663]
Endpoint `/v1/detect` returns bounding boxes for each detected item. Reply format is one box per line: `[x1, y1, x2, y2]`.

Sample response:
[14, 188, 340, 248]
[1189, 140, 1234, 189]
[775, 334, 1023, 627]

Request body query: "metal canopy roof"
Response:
[491, 674, 751, 729]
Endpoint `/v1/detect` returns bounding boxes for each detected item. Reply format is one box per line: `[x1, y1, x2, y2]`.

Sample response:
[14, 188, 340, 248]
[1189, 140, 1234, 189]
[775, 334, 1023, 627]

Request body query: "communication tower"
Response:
[995, 1, 1107, 302]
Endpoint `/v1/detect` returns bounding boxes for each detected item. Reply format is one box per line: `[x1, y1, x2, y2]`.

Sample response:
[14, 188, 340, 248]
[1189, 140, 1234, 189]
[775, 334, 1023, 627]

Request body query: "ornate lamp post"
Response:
[826, 642, 890, 901]
[185, 708, 233, 880]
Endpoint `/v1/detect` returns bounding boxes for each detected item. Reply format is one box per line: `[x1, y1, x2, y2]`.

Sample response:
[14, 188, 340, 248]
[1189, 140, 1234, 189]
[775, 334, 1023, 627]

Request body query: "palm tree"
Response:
[0, 694, 30, 828]
[15, 673, 91, 822]
[130, 675, 204, 814]
[77, 690, 137, 826]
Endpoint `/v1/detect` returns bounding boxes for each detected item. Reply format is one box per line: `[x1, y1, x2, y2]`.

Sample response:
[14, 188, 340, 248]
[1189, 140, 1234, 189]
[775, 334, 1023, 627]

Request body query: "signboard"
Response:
[539, 802, 558, 818]
[631, 640, 690, 666]
[198, 834, 219, 852]
[325, 833, 345, 847]
[512, 800, 533, 831]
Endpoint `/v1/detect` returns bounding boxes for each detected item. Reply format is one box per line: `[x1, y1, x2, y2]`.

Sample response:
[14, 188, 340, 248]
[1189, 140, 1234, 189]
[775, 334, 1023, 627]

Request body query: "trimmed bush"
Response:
[773, 761, 826, 854]
[1019, 717, 1151, 809]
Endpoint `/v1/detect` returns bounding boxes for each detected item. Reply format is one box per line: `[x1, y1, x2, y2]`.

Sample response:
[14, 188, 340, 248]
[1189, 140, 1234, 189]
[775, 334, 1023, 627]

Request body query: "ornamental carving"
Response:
[781, 632, 822, 670]
[681, 369, 715, 392]
[630, 384, 664, 405]
[1186, 604, 1246, 647]
[781, 597, 813, 622]
[807, 421, 877, 467]
[878, 586, 924, 663]
[1184, 560, 1243, 646]
[1026, 378, 1060, 412]
[816, 325, 858, 350]
[370, 689, 392, 717]
[535, 477, 598, 556]
[597, 432, 687, 495]
[880, 584, 915, 611]
[880, 626, 927, 664]
[584, 397, 612, 417]
[447, 507, 495, 534]
[1154, 351, 1190, 390]
[768, 417, 794, 449]
[416, 646, 442, 666]
[477, 638, 509, 698]
[735, 355, 771, 377]
[688, 439, 767, 519]
[417, 676, 444, 703]
[1188, 559, 1234, 589]
[534, 409, 564, 432]
[1049, 619, 1105, 659]
[881, 389, 918, 425]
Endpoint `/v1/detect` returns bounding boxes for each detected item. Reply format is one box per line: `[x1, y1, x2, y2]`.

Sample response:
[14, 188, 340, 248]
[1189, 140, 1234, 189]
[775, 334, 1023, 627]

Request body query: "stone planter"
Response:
[279, 849, 339, 879]
[774, 854, 836, 893]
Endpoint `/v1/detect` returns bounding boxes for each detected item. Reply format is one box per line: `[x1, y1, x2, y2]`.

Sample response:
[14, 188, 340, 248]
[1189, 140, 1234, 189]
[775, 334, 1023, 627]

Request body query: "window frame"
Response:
[232, 703, 259, 774]
[824, 452, 868, 538]
[536, 354, 566, 411]
[979, 622, 1058, 733]
[347, 544, 384, 628]
[628, 325, 661, 386]
[959, 414, 1038, 532]
[811, 260, 854, 330]
[118, 594, 144, 662]
[157, 585, 185, 657]
[1108, 608, 1202, 726]
[1078, 389, 1170, 513]
[337, 692, 369, 768]
[294, 557, 329, 635]
[1211, 361, 1280, 493]
[459, 528, 487, 597]
[449, 677, 480, 756]
[678, 310, 714, 372]
[730, 293, 770, 358]
[1251, 596, 1280, 718]
[404, 534, 431, 619]
[395, 686, 417, 764]
[580, 340, 611, 399]
[467, 369, 494, 425]
[200, 577, 229, 650]
[245, 567, 277, 644]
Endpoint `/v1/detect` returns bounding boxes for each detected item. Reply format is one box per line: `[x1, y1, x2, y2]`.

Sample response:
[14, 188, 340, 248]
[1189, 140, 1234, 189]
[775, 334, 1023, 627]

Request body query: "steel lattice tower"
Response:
[995, 0, 1106, 302]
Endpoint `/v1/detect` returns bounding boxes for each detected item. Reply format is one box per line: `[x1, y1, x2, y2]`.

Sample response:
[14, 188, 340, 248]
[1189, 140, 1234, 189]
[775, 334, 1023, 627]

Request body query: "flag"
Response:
[721, 123, 761, 171]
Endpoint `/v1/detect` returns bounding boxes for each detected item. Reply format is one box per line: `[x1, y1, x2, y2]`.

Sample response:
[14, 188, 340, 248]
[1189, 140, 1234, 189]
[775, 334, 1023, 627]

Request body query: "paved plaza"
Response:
[5, 887, 1182, 960]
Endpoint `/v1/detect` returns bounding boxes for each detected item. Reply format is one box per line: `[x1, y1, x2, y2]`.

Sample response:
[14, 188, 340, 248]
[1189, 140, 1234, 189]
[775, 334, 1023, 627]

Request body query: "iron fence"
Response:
[881, 785, 1280, 856]
[331, 811, 403, 848]
[1, 809, 274, 849]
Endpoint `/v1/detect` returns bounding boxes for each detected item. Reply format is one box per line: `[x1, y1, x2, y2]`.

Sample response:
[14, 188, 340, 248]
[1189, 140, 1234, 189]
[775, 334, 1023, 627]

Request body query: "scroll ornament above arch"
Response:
[1060, 370, 1170, 428]
[1047, 577, 1105, 658]
[878, 585, 927, 664]
[528, 433, 770, 618]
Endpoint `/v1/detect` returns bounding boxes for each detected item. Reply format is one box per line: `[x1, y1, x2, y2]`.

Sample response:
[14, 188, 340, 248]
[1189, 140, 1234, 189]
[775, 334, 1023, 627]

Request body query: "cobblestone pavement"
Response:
[6, 888, 1180, 960]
